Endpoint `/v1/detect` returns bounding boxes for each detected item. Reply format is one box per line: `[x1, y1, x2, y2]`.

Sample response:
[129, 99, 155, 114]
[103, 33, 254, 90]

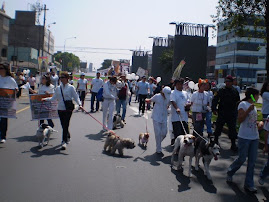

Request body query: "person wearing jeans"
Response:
[116, 75, 129, 122]
[226, 88, 260, 193]
[43, 72, 81, 150]
[90, 72, 103, 113]
[136, 76, 149, 115]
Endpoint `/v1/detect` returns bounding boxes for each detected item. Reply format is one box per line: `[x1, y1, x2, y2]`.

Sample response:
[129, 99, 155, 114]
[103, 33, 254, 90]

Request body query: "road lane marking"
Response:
[16, 106, 30, 114]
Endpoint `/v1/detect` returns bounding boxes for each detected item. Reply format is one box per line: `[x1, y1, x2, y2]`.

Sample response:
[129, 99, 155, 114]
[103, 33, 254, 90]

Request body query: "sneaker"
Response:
[244, 186, 257, 193]
[90, 110, 94, 113]
[67, 138, 71, 144]
[0, 139, 6, 143]
[258, 177, 265, 185]
[61, 142, 67, 150]
[226, 175, 233, 182]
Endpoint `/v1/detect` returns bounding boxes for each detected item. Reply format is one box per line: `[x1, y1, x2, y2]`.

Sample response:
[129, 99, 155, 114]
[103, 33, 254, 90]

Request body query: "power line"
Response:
[64, 50, 131, 55]
[54, 46, 132, 51]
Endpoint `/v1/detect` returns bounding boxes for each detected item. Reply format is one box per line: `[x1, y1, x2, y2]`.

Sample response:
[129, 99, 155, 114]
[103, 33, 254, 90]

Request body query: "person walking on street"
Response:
[203, 82, 213, 136]
[170, 79, 190, 146]
[191, 79, 210, 136]
[212, 75, 240, 152]
[50, 70, 59, 88]
[116, 75, 129, 123]
[147, 77, 156, 110]
[15, 72, 25, 98]
[30, 75, 55, 128]
[233, 77, 241, 94]
[0, 62, 18, 143]
[76, 72, 88, 108]
[90, 72, 103, 113]
[43, 72, 82, 150]
[146, 86, 171, 154]
[137, 76, 149, 115]
[28, 74, 36, 94]
[260, 81, 269, 119]
[226, 88, 260, 193]
[102, 76, 117, 131]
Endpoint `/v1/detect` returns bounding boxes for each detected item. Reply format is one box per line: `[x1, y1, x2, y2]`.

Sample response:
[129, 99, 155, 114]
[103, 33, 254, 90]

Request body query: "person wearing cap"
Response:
[76, 73, 88, 108]
[136, 76, 149, 115]
[147, 77, 157, 110]
[50, 70, 59, 88]
[90, 72, 103, 113]
[212, 75, 240, 152]
[0, 62, 18, 143]
[146, 86, 171, 154]
[170, 78, 191, 145]
[116, 74, 130, 123]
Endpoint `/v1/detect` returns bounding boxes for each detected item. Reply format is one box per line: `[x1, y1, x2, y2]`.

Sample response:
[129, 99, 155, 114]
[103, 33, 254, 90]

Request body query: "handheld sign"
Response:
[250, 94, 256, 103]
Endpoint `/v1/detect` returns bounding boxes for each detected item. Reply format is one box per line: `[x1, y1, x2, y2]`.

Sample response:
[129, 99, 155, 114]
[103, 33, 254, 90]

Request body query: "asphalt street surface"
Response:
[0, 91, 269, 202]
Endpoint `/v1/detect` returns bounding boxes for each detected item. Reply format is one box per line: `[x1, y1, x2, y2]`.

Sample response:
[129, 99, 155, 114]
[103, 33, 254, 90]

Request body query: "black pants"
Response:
[214, 113, 237, 140]
[138, 94, 147, 113]
[29, 86, 35, 94]
[58, 110, 72, 143]
[78, 91, 86, 102]
[39, 119, 54, 128]
[91, 92, 100, 111]
[172, 121, 189, 139]
[192, 112, 206, 136]
[0, 118, 8, 140]
[17, 84, 23, 98]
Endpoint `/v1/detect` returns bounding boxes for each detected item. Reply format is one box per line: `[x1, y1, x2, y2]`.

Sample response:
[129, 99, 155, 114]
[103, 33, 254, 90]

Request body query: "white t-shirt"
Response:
[151, 94, 169, 123]
[38, 84, 55, 94]
[262, 92, 269, 115]
[0, 76, 18, 89]
[77, 78, 87, 91]
[170, 89, 189, 122]
[238, 101, 259, 140]
[28, 77, 36, 86]
[50, 75, 59, 87]
[149, 83, 157, 95]
[91, 78, 103, 93]
[263, 115, 269, 144]
[191, 91, 209, 113]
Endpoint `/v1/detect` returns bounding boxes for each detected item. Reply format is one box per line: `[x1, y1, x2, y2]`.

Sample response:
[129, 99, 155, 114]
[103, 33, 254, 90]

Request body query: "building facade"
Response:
[206, 46, 216, 80]
[131, 50, 149, 74]
[215, 18, 266, 85]
[8, 11, 55, 69]
[0, 9, 10, 62]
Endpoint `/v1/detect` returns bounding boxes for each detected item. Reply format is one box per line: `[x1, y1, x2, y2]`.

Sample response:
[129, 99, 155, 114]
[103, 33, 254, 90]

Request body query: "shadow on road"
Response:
[85, 131, 106, 141]
[27, 145, 69, 158]
[192, 168, 217, 193]
[133, 152, 171, 166]
[170, 167, 191, 192]
[226, 182, 259, 202]
[260, 187, 269, 201]
[11, 135, 56, 143]
[102, 150, 133, 158]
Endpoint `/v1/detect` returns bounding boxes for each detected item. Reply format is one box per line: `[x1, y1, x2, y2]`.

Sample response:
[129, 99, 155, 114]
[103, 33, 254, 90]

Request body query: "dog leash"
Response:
[178, 113, 208, 143]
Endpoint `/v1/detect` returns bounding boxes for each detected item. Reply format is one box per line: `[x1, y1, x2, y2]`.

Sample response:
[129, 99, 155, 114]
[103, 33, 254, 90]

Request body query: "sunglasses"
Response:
[60, 76, 67, 79]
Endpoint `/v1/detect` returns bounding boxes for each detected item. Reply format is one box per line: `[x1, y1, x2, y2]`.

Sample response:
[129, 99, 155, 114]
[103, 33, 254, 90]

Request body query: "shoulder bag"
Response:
[60, 86, 74, 111]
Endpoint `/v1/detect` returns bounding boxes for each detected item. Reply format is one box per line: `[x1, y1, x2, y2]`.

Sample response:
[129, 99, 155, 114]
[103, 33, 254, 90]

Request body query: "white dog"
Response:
[195, 137, 220, 180]
[36, 123, 57, 148]
[171, 134, 196, 177]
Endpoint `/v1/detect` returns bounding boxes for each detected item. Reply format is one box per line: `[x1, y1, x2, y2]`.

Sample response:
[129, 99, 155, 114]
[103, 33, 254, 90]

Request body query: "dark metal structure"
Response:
[131, 50, 149, 74]
[171, 22, 211, 82]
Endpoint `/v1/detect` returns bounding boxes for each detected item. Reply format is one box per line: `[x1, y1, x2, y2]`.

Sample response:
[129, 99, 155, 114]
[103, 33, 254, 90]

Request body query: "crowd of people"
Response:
[1, 61, 269, 193]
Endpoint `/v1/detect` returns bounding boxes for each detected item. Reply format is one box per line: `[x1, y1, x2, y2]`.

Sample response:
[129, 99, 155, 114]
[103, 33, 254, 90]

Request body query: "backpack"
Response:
[118, 84, 127, 100]
[96, 87, 103, 101]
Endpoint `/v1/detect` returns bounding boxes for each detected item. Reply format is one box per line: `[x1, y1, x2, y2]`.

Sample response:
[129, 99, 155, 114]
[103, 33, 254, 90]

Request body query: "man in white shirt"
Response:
[28, 74, 36, 94]
[91, 72, 103, 113]
[50, 71, 59, 88]
[170, 79, 190, 146]
[136, 76, 149, 115]
[76, 72, 88, 108]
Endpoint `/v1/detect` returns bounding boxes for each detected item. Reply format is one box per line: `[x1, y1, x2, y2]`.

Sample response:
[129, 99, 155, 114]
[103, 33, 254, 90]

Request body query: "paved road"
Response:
[0, 93, 268, 202]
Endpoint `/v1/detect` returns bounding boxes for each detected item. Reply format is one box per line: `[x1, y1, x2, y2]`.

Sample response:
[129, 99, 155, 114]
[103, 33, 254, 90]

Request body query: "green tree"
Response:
[213, 0, 268, 79]
[98, 59, 112, 70]
[159, 49, 174, 73]
[54, 52, 80, 72]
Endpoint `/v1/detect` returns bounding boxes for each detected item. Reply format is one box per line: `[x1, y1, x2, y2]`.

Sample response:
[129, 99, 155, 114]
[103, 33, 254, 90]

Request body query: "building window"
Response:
[1, 49, 7, 57]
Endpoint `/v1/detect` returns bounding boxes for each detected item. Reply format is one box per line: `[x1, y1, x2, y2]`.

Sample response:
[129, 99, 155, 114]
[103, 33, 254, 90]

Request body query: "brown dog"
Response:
[139, 133, 150, 147]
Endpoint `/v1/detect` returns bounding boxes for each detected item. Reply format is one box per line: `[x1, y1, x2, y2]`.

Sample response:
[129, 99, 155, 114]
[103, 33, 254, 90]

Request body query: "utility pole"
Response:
[41, 4, 49, 57]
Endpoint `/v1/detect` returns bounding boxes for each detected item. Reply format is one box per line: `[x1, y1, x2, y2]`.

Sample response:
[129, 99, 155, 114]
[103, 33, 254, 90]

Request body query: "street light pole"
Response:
[47, 22, 56, 62]
[63, 37, 76, 71]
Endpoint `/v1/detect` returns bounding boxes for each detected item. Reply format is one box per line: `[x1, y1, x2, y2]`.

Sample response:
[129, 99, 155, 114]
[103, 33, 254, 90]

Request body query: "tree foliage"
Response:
[159, 49, 174, 73]
[213, 0, 269, 79]
[54, 52, 80, 72]
[98, 59, 112, 70]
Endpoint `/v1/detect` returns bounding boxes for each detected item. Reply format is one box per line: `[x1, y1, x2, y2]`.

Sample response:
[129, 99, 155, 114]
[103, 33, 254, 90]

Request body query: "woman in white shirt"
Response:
[30, 75, 55, 128]
[43, 72, 82, 150]
[191, 79, 210, 136]
[76, 73, 88, 108]
[260, 82, 269, 119]
[146, 86, 171, 154]
[0, 62, 18, 143]
[227, 88, 260, 193]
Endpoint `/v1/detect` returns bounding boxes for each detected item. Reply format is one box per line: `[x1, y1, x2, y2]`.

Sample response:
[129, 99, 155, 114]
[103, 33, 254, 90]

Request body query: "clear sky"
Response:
[4, 0, 218, 70]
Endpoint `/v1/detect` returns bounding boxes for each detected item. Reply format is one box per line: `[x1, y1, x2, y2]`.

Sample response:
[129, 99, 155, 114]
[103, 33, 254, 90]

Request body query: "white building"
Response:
[215, 17, 266, 85]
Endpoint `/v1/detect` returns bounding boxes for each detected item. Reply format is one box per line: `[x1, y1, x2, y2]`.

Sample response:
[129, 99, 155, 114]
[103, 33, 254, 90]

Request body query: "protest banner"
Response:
[0, 89, 16, 118]
[29, 94, 58, 120]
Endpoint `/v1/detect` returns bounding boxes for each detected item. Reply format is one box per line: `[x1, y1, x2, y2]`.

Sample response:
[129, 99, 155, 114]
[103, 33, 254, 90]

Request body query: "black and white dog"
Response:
[113, 114, 124, 130]
[36, 123, 57, 148]
[195, 136, 220, 180]
[171, 134, 196, 177]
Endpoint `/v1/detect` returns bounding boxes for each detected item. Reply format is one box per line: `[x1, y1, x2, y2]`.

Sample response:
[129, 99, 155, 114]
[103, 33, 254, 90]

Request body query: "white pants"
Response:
[103, 99, 115, 130]
[153, 120, 167, 152]
[168, 113, 174, 139]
